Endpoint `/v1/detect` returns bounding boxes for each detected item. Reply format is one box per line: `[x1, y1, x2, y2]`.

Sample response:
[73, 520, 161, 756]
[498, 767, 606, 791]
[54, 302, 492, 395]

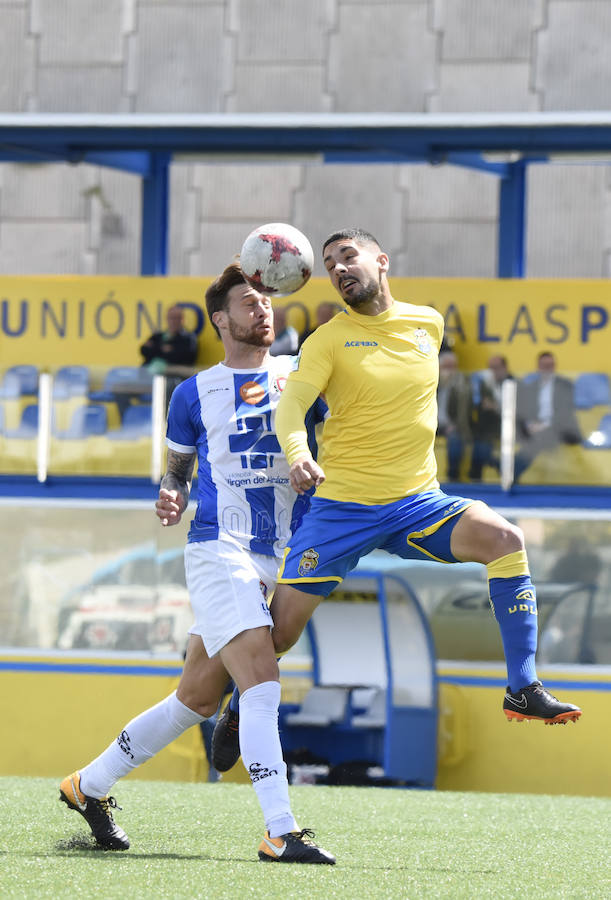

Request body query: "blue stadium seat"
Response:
[107, 404, 152, 440]
[573, 372, 611, 409]
[55, 404, 108, 439]
[53, 365, 90, 399]
[0, 365, 39, 399]
[584, 413, 611, 449]
[5, 403, 39, 438]
[90, 366, 152, 403]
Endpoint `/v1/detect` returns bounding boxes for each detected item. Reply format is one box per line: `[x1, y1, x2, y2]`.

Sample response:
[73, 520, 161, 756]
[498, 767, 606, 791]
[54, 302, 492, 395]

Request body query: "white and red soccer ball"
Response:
[240, 223, 314, 296]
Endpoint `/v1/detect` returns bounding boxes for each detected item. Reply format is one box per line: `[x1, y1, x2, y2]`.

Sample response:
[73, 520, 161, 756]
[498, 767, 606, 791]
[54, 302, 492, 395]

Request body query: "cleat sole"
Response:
[504, 709, 582, 724]
[258, 851, 334, 864]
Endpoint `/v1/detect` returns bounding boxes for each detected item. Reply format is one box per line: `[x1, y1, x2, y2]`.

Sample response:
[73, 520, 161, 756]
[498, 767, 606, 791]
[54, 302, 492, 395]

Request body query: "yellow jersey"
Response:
[284, 300, 444, 504]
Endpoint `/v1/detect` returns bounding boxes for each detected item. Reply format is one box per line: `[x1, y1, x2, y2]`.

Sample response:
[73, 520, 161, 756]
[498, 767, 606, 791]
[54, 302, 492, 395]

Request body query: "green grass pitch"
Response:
[0, 776, 609, 899]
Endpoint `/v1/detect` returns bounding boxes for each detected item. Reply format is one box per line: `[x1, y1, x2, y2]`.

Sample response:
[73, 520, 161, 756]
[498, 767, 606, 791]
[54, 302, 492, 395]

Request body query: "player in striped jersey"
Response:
[59, 262, 334, 865]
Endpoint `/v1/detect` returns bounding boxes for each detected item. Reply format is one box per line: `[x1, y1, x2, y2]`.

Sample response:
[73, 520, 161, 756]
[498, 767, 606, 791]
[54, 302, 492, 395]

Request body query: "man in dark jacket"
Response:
[469, 355, 514, 481]
[140, 305, 198, 374]
[140, 305, 199, 404]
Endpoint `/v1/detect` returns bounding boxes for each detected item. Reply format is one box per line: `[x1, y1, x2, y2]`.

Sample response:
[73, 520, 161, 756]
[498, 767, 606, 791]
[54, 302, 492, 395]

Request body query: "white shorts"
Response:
[184, 537, 279, 658]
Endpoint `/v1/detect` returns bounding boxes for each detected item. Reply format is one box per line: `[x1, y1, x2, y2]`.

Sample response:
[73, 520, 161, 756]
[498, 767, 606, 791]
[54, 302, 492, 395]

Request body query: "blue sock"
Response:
[488, 575, 538, 692]
[228, 685, 240, 713]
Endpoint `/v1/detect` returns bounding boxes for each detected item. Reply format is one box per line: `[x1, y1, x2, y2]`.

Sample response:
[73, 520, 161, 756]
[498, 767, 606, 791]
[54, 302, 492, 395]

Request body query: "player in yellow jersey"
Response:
[266, 228, 581, 726]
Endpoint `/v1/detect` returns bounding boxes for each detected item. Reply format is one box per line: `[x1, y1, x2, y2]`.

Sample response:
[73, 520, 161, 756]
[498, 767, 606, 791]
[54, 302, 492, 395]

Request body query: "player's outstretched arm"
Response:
[276, 377, 326, 489]
[155, 449, 196, 526]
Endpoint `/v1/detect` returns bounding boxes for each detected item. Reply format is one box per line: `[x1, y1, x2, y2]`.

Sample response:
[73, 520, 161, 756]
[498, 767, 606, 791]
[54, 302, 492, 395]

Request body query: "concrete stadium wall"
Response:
[1, 1, 611, 277]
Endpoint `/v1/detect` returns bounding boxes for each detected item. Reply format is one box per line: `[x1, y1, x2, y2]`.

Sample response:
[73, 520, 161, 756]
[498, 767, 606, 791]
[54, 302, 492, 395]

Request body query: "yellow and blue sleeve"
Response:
[276, 378, 320, 465]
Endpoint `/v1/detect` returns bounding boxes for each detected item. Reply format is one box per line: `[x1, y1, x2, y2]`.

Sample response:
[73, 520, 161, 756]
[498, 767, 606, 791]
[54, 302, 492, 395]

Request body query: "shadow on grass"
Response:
[4, 844, 500, 873]
[48, 834, 253, 862]
[50, 841, 497, 872]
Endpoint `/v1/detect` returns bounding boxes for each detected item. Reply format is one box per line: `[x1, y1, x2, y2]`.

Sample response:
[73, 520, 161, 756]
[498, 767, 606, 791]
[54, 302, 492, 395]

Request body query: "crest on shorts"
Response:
[259, 579, 268, 600]
[298, 548, 319, 577]
[414, 327, 432, 355]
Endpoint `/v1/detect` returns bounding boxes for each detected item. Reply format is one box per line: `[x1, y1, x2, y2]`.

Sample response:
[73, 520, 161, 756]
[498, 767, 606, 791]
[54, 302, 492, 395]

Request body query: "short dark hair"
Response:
[322, 228, 381, 254]
[205, 261, 247, 338]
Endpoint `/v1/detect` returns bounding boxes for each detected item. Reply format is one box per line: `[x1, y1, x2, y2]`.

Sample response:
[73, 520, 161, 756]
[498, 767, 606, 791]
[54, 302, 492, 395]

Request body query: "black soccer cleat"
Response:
[258, 828, 336, 864]
[503, 681, 582, 724]
[211, 706, 241, 772]
[59, 771, 130, 850]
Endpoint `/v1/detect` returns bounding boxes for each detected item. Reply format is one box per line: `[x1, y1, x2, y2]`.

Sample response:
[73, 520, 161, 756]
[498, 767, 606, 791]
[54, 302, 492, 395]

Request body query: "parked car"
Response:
[56, 545, 191, 653]
[429, 580, 605, 665]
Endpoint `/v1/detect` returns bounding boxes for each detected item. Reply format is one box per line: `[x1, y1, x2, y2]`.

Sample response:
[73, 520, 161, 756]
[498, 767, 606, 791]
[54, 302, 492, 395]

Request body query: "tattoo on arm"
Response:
[162, 449, 196, 511]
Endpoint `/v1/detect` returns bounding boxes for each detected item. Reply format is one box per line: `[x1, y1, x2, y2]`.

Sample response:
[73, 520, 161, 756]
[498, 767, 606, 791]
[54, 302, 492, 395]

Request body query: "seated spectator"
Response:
[436, 350, 472, 481]
[469, 355, 514, 481]
[270, 306, 299, 356]
[140, 305, 199, 403]
[514, 351, 581, 481]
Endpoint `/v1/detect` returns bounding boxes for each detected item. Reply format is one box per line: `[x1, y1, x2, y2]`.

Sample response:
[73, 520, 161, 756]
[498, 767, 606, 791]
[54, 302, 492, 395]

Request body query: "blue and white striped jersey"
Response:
[166, 355, 317, 558]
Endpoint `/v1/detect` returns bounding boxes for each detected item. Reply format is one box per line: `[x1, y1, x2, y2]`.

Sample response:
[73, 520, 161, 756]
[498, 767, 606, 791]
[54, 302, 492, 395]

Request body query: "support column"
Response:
[141, 152, 170, 275]
[497, 160, 527, 278]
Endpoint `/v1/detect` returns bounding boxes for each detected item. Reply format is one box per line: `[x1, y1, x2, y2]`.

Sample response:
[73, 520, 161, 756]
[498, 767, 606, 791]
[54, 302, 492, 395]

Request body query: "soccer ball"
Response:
[240, 223, 314, 296]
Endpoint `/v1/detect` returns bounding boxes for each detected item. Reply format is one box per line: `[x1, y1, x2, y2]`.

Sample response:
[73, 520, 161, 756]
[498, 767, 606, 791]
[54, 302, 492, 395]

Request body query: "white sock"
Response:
[239, 681, 296, 839]
[79, 691, 205, 798]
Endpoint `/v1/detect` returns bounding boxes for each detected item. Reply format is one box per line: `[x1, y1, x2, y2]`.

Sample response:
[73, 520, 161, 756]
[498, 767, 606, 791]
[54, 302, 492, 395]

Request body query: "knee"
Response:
[175, 688, 220, 719]
[490, 521, 524, 560]
[272, 625, 293, 655]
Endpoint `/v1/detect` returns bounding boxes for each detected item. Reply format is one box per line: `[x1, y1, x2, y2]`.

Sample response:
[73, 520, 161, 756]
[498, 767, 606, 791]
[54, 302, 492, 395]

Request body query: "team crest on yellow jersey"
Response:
[414, 327, 432, 355]
[298, 548, 319, 576]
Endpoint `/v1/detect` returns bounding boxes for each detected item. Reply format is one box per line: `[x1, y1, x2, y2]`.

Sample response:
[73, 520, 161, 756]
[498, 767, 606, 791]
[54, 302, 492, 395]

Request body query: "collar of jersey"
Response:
[344, 300, 398, 325]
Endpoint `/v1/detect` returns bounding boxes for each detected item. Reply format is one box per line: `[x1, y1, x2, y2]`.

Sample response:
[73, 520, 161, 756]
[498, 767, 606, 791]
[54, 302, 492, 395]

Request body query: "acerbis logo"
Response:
[344, 340, 378, 347]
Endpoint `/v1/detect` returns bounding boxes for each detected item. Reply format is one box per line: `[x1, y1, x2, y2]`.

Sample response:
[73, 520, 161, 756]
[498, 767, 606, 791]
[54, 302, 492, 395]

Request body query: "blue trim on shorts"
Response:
[277, 490, 473, 596]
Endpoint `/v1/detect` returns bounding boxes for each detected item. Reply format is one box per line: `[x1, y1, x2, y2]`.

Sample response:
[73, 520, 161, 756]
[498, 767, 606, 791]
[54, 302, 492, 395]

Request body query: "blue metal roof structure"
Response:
[3, 112, 611, 277]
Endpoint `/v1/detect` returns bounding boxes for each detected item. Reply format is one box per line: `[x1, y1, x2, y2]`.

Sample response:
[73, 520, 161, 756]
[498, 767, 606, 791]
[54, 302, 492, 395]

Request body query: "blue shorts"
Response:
[277, 490, 473, 596]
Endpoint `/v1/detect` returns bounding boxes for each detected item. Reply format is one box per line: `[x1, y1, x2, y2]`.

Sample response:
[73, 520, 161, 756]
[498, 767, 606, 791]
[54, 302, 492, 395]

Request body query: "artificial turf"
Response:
[0, 776, 608, 899]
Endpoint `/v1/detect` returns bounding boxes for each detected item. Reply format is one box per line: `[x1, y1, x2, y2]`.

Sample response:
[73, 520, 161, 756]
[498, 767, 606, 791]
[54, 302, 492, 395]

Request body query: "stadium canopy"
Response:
[3, 111, 611, 277]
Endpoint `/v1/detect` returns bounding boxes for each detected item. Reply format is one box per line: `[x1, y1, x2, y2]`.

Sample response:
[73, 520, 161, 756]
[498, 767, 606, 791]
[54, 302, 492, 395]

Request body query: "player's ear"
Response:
[377, 253, 389, 274]
[212, 309, 227, 332]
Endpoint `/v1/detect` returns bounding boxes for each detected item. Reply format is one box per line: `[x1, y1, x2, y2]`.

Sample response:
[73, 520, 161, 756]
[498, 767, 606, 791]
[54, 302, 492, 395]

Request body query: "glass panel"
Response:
[513, 367, 611, 485]
[360, 514, 611, 667]
[0, 364, 39, 475]
[435, 359, 611, 487]
[2, 504, 610, 670]
[48, 364, 157, 478]
[0, 502, 190, 655]
[2, 359, 611, 487]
